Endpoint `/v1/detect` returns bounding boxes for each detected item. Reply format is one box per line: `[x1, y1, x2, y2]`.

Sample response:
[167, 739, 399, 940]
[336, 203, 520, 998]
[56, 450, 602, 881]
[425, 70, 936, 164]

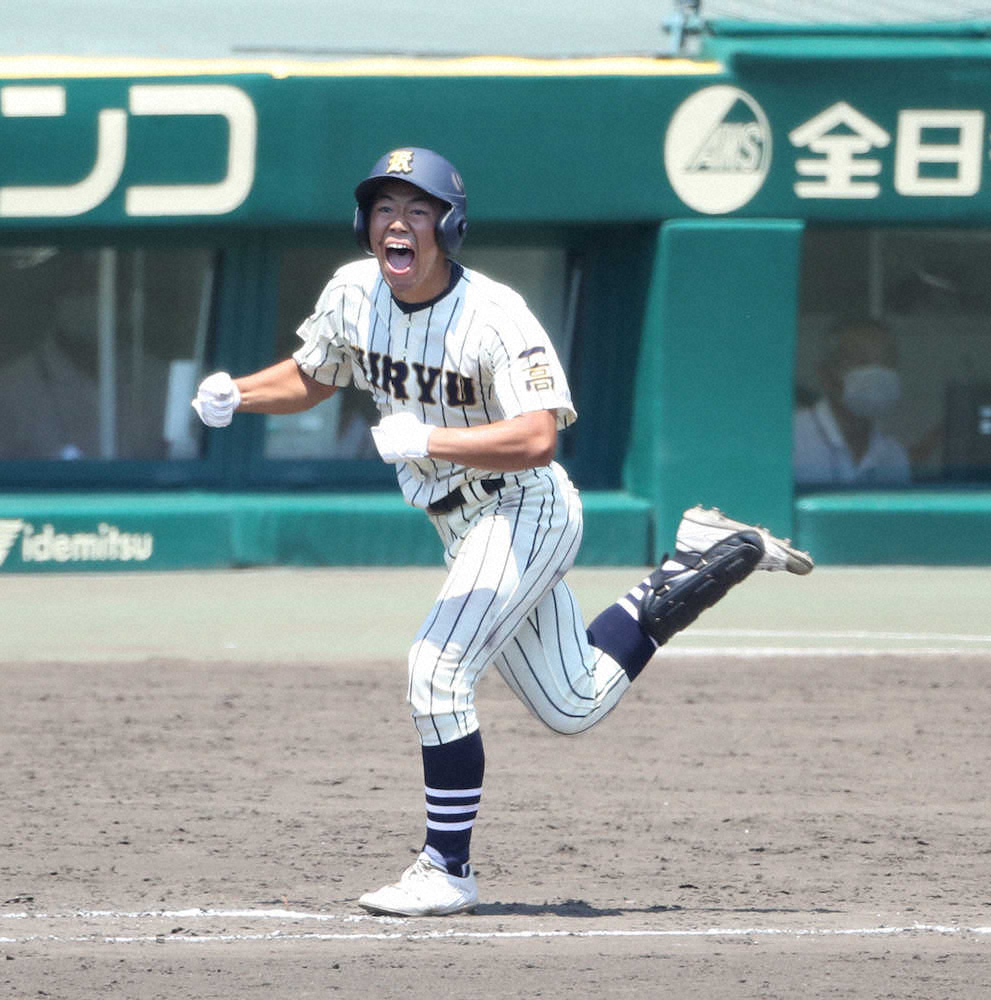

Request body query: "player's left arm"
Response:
[372, 307, 570, 470]
[370, 409, 557, 471]
[427, 409, 557, 471]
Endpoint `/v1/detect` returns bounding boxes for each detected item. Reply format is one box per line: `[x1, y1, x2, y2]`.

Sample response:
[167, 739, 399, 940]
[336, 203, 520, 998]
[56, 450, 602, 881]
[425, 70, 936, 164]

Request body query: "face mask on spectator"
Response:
[841, 364, 901, 419]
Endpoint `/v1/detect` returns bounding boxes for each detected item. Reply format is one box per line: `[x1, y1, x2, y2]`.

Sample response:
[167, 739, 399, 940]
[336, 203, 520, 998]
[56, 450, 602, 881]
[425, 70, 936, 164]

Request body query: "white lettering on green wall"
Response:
[789, 102, 890, 199]
[894, 109, 985, 197]
[0, 83, 256, 218]
[0, 521, 155, 566]
[790, 102, 986, 201]
[126, 85, 257, 215]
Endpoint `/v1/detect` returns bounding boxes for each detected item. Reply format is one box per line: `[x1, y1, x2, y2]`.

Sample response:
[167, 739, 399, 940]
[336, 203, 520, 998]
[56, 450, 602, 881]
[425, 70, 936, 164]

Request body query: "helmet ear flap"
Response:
[353, 205, 373, 255]
[436, 206, 467, 255]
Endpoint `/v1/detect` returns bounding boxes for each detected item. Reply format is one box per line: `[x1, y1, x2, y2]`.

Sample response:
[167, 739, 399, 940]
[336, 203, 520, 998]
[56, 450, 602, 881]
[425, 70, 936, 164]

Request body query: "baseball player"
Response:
[193, 147, 813, 917]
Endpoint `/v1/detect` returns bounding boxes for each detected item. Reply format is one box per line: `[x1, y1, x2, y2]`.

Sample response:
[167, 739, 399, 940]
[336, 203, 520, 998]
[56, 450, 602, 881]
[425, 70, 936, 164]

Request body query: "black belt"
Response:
[427, 477, 505, 515]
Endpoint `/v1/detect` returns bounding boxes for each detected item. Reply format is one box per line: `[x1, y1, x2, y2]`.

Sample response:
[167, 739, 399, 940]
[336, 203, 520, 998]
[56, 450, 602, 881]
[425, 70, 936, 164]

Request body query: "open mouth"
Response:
[385, 243, 415, 274]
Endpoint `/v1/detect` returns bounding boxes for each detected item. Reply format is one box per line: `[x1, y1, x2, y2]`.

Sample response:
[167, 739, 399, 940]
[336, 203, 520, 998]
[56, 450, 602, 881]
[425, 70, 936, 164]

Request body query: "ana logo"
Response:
[664, 85, 772, 214]
[0, 519, 24, 566]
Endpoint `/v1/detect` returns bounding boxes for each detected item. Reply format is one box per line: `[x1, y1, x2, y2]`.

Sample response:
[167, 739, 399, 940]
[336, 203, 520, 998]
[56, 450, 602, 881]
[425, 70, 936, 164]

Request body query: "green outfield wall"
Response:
[2, 30, 990, 571]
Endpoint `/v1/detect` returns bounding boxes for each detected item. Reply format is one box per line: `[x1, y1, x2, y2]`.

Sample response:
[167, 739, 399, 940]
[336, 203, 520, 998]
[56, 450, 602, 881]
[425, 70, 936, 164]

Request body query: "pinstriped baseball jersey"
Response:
[293, 258, 576, 508]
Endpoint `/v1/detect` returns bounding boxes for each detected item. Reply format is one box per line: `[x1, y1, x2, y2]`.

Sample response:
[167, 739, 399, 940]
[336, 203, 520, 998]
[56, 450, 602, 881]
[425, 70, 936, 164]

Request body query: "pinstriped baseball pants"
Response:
[409, 461, 632, 747]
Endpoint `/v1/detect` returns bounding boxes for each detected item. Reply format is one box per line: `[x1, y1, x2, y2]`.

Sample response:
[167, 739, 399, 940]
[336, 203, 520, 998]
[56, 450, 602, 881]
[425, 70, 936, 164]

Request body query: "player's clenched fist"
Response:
[371, 411, 433, 463]
[192, 371, 242, 427]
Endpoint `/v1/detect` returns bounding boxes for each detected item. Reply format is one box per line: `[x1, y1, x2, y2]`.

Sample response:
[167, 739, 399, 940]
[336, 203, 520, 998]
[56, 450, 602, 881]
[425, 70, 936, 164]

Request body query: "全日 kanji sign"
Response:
[664, 85, 991, 216]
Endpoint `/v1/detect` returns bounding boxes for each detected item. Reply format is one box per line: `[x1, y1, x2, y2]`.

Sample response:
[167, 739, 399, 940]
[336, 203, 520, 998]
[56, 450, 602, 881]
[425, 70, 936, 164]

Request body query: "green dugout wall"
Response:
[2, 28, 991, 572]
[625, 219, 803, 549]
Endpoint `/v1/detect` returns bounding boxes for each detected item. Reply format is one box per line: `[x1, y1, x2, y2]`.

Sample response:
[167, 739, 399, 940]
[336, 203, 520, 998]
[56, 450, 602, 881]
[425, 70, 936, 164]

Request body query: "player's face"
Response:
[368, 180, 450, 303]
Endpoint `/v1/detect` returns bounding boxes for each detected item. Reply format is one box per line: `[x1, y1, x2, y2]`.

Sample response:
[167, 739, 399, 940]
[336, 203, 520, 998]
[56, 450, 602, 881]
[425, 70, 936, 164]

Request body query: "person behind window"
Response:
[0, 323, 100, 460]
[793, 318, 910, 487]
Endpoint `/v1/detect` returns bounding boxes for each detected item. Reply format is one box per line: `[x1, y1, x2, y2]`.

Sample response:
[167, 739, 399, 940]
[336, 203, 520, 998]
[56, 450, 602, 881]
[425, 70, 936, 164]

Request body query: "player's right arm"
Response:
[194, 265, 355, 428]
[235, 359, 337, 414]
[192, 360, 336, 428]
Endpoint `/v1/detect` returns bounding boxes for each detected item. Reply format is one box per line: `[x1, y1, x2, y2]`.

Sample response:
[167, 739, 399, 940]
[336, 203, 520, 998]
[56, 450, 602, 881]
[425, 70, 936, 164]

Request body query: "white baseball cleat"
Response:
[676, 506, 814, 576]
[358, 853, 479, 916]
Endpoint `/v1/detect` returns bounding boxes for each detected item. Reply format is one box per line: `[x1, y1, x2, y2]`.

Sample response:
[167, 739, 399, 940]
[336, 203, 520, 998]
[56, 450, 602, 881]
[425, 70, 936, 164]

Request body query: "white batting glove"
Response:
[192, 371, 242, 428]
[371, 411, 433, 463]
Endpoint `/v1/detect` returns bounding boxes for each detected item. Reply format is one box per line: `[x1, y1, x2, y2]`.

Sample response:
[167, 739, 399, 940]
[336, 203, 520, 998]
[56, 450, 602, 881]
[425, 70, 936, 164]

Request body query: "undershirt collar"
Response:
[392, 261, 464, 314]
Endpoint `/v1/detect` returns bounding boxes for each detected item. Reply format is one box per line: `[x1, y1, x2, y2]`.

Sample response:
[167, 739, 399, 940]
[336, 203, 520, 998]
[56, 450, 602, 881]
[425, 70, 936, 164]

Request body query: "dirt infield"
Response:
[2, 568, 990, 998]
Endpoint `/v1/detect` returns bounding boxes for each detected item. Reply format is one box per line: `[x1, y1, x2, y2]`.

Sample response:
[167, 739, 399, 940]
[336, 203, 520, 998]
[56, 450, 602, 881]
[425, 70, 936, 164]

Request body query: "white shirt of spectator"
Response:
[793, 397, 910, 487]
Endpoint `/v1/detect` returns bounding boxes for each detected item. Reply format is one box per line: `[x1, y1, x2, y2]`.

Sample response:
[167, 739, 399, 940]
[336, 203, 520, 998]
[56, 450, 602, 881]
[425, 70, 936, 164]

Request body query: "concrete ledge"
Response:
[0, 490, 653, 572]
[796, 490, 991, 565]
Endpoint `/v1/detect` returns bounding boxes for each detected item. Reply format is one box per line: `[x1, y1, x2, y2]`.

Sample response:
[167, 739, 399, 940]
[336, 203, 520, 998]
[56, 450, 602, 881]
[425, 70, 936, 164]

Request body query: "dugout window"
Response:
[262, 241, 579, 466]
[0, 244, 218, 469]
[796, 227, 991, 487]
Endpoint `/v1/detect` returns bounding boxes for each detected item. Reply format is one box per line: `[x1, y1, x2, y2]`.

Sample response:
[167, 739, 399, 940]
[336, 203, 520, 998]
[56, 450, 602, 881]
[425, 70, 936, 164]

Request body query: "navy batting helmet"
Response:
[353, 147, 468, 256]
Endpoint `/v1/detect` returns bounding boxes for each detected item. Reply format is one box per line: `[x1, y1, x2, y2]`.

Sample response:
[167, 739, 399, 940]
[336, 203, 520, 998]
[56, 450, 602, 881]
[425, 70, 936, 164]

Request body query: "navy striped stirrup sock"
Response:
[421, 729, 484, 877]
[586, 556, 696, 682]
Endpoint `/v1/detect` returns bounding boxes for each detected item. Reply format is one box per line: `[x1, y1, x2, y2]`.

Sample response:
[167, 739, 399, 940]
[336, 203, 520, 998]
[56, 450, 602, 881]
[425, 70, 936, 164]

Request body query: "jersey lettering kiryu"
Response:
[293, 258, 576, 509]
